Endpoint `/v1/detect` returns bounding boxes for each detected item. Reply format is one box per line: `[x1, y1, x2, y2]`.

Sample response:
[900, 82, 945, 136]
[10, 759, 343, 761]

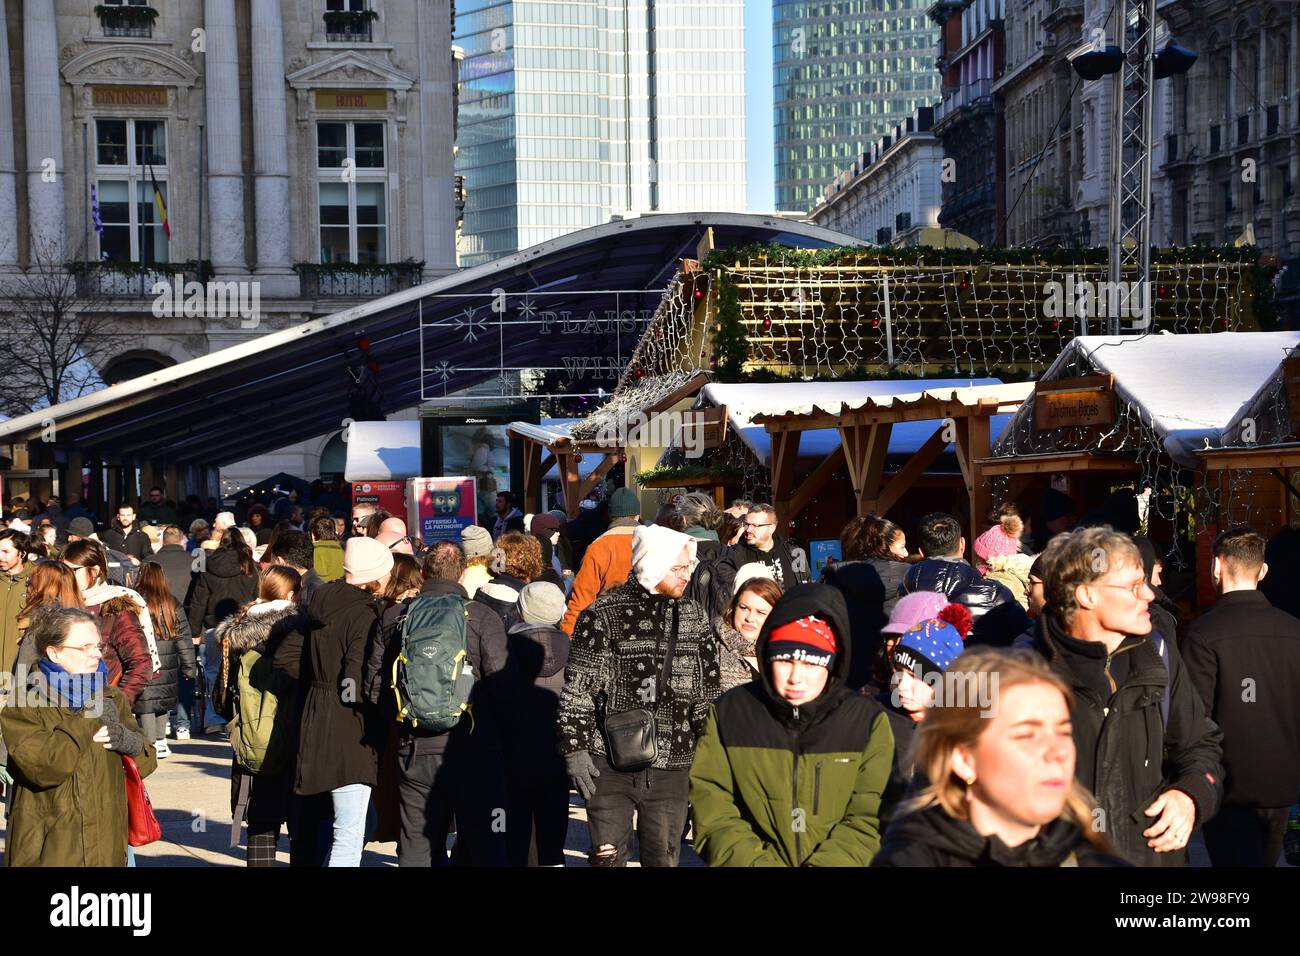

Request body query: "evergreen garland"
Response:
[711, 271, 747, 382]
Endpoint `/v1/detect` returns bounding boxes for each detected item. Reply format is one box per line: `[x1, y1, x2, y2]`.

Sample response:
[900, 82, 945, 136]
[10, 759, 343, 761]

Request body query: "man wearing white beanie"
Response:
[557, 523, 720, 867]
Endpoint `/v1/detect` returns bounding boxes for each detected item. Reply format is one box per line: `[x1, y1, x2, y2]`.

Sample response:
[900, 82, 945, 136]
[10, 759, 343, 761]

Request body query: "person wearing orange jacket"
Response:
[559, 488, 641, 635]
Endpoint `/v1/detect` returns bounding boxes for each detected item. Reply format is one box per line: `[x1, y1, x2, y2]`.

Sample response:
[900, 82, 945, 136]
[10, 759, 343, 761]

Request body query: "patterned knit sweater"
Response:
[557, 573, 720, 771]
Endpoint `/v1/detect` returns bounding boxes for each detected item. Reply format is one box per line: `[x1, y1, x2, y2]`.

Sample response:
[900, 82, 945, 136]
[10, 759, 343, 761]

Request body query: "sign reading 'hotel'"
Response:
[315, 89, 387, 109]
[92, 86, 168, 107]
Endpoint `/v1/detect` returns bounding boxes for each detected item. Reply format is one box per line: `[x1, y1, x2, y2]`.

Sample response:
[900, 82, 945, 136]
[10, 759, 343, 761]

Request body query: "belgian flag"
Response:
[146, 163, 170, 240]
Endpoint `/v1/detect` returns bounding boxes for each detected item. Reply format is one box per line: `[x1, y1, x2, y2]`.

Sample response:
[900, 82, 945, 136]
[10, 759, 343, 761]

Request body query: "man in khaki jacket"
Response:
[560, 488, 641, 635]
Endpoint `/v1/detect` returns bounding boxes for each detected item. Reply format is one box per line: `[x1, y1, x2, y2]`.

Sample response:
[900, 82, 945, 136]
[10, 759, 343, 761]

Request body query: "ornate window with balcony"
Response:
[95, 2, 157, 39]
[324, 0, 378, 43]
[94, 118, 170, 265]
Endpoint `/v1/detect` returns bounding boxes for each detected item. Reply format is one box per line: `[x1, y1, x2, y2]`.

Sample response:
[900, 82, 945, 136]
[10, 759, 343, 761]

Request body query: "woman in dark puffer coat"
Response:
[821, 514, 911, 691]
[187, 527, 260, 633]
[133, 563, 197, 756]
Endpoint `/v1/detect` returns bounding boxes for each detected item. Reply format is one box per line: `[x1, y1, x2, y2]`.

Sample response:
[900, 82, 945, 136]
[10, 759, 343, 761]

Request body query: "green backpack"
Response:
[229, 648, 297, 774]
[391, 593, 475, 732]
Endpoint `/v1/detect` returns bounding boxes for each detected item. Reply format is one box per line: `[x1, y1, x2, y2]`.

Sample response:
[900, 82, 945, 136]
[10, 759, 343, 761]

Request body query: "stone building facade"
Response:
[0, 0, 459, 486]
[807, 106, 943, 246]
[930, 0, 1005, 246]
[2, 0, 458, 381]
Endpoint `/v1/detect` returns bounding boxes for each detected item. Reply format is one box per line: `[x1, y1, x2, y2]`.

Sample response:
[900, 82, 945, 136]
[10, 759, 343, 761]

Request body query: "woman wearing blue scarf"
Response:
[1, 606, 157, 867]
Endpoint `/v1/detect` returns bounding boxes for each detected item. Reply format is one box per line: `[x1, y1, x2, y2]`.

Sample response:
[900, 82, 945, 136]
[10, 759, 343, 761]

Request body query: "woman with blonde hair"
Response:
[872, 647, 1128, 867]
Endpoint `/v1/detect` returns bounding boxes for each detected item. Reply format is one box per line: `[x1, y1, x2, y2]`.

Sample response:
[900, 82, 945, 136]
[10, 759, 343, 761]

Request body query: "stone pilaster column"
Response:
[0, 6, 19, 267]
[23, 0, 65, 262]
[250, 0, 296, 294]
[204, 0, 246, 274]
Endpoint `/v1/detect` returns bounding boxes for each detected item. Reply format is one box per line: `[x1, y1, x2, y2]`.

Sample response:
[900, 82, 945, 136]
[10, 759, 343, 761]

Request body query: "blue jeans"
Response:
[326, 784, 375, 867]
[127, 845, 136, 867]
[173, 673, 193, 733]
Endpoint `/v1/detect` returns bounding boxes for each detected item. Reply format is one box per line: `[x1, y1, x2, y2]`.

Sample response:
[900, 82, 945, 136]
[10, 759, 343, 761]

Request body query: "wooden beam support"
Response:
[769, 430, 802, 528]
[576, 454, 619, 505]
[522, 439, 543, 514]
[787, 444, 846, 523]
[957, 415, 993, 555]
[874, 424, 949, 516]
[559, 453, 581, 520]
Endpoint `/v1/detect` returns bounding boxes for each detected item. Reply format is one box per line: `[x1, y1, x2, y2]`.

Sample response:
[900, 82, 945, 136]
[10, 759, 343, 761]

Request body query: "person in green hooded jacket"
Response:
[689, 582, 894, 867]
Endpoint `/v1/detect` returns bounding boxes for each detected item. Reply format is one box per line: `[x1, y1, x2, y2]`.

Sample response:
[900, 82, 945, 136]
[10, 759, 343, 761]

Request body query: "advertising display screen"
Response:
[407, 476, 478, 545]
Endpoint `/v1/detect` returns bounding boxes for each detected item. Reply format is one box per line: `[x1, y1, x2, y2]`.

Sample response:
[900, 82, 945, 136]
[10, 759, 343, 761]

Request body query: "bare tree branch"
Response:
[0, 237, 113, 417]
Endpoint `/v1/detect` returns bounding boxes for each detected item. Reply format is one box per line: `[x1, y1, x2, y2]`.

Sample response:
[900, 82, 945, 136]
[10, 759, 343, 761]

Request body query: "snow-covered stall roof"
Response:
[695, 379, 1017, 467]
[507, 419, 606, 480]
[992, 332, 1300, 466]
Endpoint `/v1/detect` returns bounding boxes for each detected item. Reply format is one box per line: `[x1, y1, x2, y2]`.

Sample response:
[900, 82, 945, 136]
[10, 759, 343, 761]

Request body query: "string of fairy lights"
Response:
[577, 246, 1287, 546]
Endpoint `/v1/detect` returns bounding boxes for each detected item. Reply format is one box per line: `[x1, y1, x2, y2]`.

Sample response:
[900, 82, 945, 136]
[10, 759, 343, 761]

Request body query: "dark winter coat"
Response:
[505, 619, 569, 772]
[137, 501, 180, 526]
[0, 562, 31, 678]
[2, 677, 157, 867]
[103, 522, 152, 561]
[901, 555, 1031, 647]
[366, 577, 513, 757]
[689, 583, 894, 867]
[1181, 588, 1300, 809]
[685, 525, 721, 563]
[475, 574, 527, 632]
[558, 571, 720, 771]
[822, 557, 909, 690]
[133, 599, 197, 715]
[89, 595, 154, 707]
[145, 543, 195, 607]
[186, 548, 259, 633]
[1023, 614, 1224, 866]
[295, 581, 385, 795]
[872, 804, 1130, 867]
[874, 689, 923, 831]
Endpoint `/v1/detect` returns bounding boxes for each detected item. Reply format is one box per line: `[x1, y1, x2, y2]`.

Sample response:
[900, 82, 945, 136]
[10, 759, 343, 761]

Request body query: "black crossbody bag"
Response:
[600, 604, 679, 772]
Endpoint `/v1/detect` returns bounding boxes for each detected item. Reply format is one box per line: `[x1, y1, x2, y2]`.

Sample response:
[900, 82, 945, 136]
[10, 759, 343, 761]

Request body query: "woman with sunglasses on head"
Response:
[2, 606, 157, 866]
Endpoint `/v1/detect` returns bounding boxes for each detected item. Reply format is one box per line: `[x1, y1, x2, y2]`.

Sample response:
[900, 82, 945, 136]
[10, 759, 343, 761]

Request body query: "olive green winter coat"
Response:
[2, 679, 157, 867]
[689, 583, 894, 867]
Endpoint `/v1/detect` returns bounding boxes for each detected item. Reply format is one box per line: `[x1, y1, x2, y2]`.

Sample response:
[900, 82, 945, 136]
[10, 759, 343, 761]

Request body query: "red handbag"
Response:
[121, 754, 162, 847]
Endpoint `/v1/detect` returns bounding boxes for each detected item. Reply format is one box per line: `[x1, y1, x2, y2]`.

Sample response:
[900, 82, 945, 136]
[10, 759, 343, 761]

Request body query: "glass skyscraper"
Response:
[456, 0, 747, 267]
[773, 0, 940, 213]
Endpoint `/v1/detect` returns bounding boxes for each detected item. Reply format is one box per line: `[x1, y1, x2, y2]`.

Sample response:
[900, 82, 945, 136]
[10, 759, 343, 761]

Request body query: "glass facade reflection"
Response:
[773, 0, 940, 213]
[456, 0, 746, 267]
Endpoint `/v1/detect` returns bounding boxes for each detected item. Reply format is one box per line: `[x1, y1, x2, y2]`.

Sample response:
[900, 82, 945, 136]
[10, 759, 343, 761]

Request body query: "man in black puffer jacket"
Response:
[900, 513, 1030, 647]
[1024, 527, 1223, 867]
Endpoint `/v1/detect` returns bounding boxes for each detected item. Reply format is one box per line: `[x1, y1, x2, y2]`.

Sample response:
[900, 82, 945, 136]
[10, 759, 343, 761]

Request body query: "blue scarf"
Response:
[37, 658, 108, 712]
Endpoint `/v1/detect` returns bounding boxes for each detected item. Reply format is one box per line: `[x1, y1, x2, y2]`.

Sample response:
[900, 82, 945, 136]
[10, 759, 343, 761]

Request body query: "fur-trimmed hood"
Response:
[214, 599, 303, 654]
[96, 594, 142, 618]
[985, 552, 1035, 575]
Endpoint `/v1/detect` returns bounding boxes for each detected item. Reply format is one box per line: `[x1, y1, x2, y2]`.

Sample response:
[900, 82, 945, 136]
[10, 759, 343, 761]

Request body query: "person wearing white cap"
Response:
[294, 535, 393, 866]
[557, 523, 720, 867]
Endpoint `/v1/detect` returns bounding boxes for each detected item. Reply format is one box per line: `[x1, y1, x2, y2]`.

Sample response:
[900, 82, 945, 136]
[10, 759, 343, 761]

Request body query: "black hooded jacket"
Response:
[1022, 614, 1224, 866]
[505, 619, 570, 770]
[873, 804, 1129, 867]
[821, 557, 908, 689]
[186, 547, 259, 633]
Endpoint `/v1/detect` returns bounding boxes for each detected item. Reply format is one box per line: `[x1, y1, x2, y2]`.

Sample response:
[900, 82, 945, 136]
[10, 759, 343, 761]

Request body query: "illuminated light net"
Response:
[578, 245, 1278, 525]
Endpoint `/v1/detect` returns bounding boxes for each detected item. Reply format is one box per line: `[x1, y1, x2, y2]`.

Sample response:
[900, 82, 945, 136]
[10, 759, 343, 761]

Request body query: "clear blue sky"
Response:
[744, 0, 775, 212]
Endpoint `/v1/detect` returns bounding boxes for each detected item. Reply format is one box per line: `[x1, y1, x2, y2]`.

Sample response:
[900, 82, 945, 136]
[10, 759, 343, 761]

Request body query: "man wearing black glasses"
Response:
[711, 504, 808, 605]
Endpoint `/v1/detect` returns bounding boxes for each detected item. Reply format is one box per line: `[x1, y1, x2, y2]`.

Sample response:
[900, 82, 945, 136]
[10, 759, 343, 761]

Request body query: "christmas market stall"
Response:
[987, 330, 1300, 606]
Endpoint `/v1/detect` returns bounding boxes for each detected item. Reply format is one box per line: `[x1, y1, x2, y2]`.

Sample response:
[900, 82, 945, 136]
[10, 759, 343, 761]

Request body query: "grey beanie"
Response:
[518, 581, 567, 626]
[461, 525, 493, 558]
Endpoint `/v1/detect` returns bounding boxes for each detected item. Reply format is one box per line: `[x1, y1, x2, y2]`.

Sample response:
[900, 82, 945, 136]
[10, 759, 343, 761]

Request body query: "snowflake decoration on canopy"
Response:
[456, 307, 487, 342]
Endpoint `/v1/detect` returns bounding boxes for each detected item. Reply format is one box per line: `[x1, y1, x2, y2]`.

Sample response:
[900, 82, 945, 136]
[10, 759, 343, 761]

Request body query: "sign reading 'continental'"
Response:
[1033, 374, 1117, 431]
[315, 89, 387, 109]
[92, 86, 168, 107]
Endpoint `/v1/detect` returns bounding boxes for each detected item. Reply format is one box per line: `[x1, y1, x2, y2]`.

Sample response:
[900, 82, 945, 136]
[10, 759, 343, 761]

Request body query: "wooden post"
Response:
[559, 452, 581, 520]
[522, 439, 542, 514]
[106, 462, 120, 514]
[955, 414, 993, 558]
[163, 463, 179, 506]
[86, 457, 104, 517]
[770, 429, 802, 529]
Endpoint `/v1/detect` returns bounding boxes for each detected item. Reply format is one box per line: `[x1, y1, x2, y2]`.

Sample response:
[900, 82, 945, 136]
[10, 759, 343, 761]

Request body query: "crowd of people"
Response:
[1, 480, 1298, 869]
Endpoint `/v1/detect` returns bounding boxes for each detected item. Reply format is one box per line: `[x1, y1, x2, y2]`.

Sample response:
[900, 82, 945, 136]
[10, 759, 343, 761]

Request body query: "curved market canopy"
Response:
[0, 214, 864, 469]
